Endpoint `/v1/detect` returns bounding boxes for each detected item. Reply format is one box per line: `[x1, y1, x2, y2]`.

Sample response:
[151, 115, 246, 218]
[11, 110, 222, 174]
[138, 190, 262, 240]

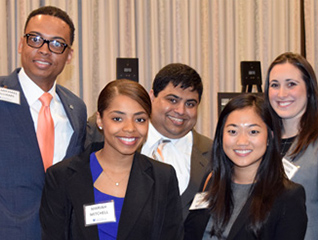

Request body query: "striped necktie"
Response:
[152, 139, 170, 162]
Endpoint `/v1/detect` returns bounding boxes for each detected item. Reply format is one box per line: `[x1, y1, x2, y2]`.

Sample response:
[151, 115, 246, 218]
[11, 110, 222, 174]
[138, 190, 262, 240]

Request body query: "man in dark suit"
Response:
[85, 63, 212, 221]
[0, 6, 87, 240]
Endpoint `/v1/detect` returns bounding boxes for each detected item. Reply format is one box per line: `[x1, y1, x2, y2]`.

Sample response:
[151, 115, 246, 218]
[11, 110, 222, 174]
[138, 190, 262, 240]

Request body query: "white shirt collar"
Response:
[147, 122, 193, 147]
[143, 122, 193, 195]
[18, 67, 56, 106]
[146, 123, 166, 149]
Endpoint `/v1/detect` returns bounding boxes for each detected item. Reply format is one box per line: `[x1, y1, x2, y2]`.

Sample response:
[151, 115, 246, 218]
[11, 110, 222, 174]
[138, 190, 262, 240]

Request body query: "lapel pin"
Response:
[69, 104, 74, 110]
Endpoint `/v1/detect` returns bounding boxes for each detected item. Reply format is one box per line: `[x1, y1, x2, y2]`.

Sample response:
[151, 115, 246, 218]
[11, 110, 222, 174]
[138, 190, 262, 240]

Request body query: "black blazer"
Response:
[181, 130, 212, 220]
[85, 113, 213, 221]
[184, 176, 307, 240]
[40, 143, 184, 240]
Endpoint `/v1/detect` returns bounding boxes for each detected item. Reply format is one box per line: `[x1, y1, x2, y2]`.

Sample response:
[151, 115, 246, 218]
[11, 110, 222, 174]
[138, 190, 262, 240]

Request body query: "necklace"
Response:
[102, 171, 129, 186]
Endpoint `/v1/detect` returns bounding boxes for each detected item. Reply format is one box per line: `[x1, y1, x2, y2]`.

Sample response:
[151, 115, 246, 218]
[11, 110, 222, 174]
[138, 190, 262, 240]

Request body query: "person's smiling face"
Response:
[150, 82, 199, 139]
[268, 62, 307, 123]
[223, 107, 268, 178]
[18, 14, 73, 91]
[96, 94, 149, 157]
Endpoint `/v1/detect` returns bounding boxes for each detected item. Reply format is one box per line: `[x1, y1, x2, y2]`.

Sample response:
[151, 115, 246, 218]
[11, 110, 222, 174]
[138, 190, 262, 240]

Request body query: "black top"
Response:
[40, 143, 184, 240]
[280, 136, 297, 157]
[184, 172, 307, 240]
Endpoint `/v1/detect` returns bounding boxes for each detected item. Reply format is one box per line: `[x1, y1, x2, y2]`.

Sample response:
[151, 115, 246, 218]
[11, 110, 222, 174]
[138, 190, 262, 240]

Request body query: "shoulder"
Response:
[56, 84, 86, 109]
[56, 84, 80, 98]
[56, 84, 87, 125]
[292, 137, 318, 156]
[0, 74, 9, 83]
[134, 152, 177, 180]
[46, 146, 93, 180]
[192, 129, 213, 144]
[136, 152, 175, 172]
[265, 181, 308, 238]
[273, 181, 306, 214]
[46, 154, 84, 180]
[281, 181, 305, 199]
[0, 69, 20, 85]
[191, 130, 213, 172]
[192, 129, 213, 152]
[304, 140, 318, 154]
[290, 140, 318, 167]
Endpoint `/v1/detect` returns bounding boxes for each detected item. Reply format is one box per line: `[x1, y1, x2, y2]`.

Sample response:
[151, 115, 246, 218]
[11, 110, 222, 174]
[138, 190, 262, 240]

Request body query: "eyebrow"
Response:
[27, 31, 67, 43]
[225, 123, 261, 128]
[286, 78, 299, 82]
[225, 123, 238, 128]
[110, 110, 147, 116]
[134, 111, 148, 116]
[165, 94, 198, 103]
[270, 78, 298, 82]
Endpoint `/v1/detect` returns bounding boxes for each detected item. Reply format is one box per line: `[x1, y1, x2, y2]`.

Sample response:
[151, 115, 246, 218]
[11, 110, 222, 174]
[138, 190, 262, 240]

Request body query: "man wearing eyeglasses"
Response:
[0, 6, 86, 240]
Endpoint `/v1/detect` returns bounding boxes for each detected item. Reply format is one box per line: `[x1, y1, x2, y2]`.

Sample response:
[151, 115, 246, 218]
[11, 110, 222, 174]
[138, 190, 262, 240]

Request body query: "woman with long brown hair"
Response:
[265, 52, 318, 240]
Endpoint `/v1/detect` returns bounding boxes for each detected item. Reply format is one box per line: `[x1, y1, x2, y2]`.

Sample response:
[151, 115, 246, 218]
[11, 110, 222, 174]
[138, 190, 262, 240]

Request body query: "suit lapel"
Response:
[181, 130, 210, 209]
[56, 85, 80, 157]
[67, 152, 99, 240]
[117, 154, 154, 240]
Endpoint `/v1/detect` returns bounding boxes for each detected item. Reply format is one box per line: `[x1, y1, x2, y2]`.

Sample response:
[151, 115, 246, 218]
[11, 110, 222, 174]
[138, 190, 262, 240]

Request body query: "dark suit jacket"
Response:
[184, 175, 307, 240]
[85, 114, 213, 221]
[181, 130, 212, 220]
[0, 69, 87, 240]
[40, 143, 184, 240]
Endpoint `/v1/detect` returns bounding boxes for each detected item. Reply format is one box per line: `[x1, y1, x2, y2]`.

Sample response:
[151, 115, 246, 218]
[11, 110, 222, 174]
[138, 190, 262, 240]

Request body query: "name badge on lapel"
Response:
[84, 201, 116, 226]
[189, 192, 209, 210]
[282, 157, 299, 179]
[0, 87, 20, 105]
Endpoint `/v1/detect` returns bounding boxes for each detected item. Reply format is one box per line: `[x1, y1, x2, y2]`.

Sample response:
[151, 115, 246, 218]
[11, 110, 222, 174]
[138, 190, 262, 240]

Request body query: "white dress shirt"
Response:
[19, 68, 73, 165]
[141, 122, 192, 194]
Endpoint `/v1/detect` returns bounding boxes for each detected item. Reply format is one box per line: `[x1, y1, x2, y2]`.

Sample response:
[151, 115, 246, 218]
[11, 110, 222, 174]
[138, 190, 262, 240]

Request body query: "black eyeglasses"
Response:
[24, 33, 69, 54]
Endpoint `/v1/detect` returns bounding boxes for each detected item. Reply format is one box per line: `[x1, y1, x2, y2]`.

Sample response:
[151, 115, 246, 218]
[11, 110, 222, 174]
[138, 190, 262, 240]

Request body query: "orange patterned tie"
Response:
[37, 93, 54, 171]
[152, 139, 170, 162]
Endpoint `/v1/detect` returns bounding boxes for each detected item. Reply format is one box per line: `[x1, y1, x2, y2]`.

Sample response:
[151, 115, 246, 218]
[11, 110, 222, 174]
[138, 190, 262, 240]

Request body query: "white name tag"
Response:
[0, 87, 20, 105]
[84, 201, 116, 226]
[189, 192, 209, 210]
[283, 158, 299, 179]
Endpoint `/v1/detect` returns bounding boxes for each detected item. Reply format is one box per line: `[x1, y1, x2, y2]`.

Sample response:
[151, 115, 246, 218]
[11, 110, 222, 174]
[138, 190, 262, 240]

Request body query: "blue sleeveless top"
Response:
[90, 152, 125, 240]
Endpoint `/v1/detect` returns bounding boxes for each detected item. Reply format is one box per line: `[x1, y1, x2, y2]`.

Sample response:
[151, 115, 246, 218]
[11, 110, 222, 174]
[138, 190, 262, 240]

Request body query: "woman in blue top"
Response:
[40, 79, 183, 240]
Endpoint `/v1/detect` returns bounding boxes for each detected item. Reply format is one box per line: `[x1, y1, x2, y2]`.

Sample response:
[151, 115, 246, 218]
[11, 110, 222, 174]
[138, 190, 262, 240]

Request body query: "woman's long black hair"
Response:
[206, 93, 289, 238]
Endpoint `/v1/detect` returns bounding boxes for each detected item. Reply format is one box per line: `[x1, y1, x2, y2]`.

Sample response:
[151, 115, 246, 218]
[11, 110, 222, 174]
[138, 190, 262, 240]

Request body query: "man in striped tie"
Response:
[141, 63, 213, 221]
